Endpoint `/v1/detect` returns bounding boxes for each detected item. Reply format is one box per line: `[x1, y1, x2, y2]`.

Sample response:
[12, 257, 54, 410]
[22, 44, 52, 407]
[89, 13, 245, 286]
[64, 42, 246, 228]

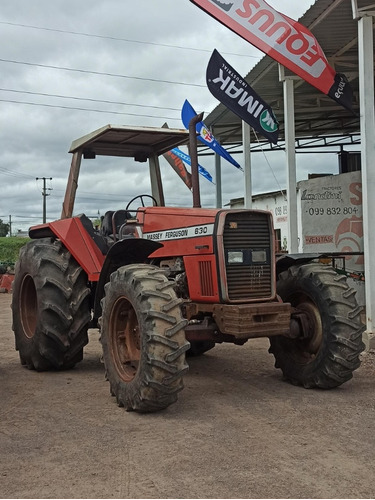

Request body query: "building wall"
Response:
[298, 171, 364, 304]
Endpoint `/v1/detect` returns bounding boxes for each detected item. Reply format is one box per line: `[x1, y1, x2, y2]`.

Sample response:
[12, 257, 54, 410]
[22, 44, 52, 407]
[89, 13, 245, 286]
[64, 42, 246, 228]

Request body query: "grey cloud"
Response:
[0, 0, 314, 230]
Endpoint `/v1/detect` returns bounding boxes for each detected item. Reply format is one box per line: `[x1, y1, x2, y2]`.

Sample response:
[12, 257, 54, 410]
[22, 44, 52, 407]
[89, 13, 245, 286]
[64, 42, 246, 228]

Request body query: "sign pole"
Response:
[242, 121, 252, 209]
[215, 152, 222, 208]
[279, 65, 299, 253]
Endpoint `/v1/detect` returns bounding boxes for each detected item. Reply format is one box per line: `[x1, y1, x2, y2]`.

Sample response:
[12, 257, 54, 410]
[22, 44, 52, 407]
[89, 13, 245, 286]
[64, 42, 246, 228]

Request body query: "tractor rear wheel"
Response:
[100, 264, 190, 412]
[269, 263, 365, 388]
[12, 238, 91, 370]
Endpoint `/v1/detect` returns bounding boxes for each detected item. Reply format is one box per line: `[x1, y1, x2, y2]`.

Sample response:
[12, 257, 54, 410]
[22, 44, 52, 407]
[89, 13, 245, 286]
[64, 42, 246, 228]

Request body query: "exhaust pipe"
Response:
[189, 112, 204, 208]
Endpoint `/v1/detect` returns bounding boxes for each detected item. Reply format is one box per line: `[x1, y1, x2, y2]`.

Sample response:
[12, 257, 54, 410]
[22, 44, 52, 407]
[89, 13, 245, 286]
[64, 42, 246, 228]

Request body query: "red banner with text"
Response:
[190, 0, 353, 111]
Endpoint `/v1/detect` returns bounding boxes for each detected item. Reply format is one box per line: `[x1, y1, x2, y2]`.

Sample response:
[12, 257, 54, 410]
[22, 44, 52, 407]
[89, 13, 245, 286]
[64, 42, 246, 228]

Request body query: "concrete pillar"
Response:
[242, 121, 252, 208]
[353, 3, 375, 348]
[279, 66, 299, 253]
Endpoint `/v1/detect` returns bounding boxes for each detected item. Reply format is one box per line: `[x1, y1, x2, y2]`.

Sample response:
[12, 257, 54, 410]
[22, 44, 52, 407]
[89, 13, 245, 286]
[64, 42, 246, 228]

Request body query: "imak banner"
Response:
[207, 49, 279, 144]
[190, 0, 353, 112]
[181, 99, 242, 170]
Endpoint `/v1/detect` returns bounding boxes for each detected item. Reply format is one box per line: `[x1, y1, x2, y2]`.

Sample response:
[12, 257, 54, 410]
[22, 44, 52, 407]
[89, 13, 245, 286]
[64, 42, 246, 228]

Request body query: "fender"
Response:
[276, 253, 324, 277]
[29, 217, 106, 280]
[93, 237, 163, 319]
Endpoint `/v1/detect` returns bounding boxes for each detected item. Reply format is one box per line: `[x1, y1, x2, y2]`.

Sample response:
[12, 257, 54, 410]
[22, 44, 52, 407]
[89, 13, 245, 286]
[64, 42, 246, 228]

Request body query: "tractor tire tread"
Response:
[100, 264, 189, 412]
[270, 263, 364, 389]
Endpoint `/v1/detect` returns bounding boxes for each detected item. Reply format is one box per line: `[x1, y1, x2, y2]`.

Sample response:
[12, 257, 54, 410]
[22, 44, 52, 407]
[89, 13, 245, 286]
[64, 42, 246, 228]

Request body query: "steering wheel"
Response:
[125, 194, 158, 212]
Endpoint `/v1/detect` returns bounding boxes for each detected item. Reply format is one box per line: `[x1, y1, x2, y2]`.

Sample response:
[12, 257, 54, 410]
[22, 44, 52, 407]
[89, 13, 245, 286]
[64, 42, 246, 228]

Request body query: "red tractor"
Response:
[11, 123, 364, 412]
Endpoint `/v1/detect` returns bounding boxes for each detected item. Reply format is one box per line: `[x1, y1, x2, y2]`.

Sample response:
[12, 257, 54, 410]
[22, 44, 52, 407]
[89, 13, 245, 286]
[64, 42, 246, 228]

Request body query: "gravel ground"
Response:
[1, 292, 375, 499]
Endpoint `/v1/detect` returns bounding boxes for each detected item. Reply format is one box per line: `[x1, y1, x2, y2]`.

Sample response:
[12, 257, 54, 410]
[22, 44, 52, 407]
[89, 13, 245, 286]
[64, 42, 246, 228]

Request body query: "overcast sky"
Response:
[0, 0, 330, 233]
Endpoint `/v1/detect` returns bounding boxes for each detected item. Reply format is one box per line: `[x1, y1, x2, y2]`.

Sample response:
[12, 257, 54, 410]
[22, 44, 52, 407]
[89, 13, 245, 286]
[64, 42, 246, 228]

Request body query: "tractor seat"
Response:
[100, 211, 115, 237]
[78, 214, 110, 255]
[100, 210, 132, 240]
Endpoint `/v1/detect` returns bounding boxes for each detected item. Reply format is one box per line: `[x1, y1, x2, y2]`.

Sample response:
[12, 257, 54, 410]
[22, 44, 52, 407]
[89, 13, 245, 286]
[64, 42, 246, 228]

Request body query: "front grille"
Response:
[222, 212, 273, 301]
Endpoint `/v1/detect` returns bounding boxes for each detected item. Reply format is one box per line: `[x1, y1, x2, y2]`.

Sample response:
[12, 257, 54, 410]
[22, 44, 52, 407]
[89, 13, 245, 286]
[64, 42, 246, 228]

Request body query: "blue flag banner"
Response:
[171, 147, 214, 184]
[181, 99, 242, 171]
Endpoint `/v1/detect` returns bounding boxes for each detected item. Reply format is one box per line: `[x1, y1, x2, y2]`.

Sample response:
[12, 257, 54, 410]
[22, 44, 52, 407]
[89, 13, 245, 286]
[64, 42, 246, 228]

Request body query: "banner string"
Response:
[252, 129, 287, 201]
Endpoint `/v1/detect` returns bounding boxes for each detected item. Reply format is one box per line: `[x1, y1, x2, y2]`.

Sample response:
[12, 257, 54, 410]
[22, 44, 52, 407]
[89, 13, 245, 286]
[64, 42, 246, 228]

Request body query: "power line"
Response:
[0, 21, 257, 59]
[0, 98, 181, 121]
[0, 166, 35, 179]
[0, 58, 206, 88]
[0, 215, 42, 219]
[0, 88, 182, 111]
[53, 188, 132, 199]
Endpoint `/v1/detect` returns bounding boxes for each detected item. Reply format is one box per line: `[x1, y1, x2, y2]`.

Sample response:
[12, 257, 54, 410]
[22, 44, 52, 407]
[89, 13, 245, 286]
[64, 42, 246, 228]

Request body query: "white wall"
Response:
[298, 171, 364, 304]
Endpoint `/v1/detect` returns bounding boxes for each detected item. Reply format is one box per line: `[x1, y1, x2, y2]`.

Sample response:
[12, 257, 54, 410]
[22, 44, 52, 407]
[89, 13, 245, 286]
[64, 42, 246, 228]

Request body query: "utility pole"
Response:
[8, 215, 11, 237]
[36, 177, 52, 223]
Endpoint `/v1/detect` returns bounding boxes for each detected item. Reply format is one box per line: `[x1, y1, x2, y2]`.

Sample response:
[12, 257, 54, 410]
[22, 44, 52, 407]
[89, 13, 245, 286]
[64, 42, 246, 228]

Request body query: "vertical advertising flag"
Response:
[170, 147, 214, 183]
[190, 0, 353, 112]
[163, 149, 193, 190]
[162, 122, 213, 187]
[207, 49, 279, 143]
[181, 99, 243, 170]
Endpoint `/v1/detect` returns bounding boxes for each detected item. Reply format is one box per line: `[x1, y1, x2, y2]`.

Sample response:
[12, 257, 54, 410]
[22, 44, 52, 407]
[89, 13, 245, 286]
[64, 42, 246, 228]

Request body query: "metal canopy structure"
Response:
[63, 124, 191, 218]
[69, 124, 190, 159]
[204, 0, 373, 150]
[203, 0, 375, 348]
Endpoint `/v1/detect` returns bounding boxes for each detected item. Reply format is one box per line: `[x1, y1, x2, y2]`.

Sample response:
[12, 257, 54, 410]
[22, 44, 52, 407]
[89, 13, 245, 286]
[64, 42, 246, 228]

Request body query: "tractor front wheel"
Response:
[100, 264, 190, 412]
[269, 263, 365, 388]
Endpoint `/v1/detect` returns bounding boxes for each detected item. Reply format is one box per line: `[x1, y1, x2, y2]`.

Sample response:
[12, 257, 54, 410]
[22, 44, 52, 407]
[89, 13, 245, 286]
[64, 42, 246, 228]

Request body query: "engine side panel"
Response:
[140, 208, 217, 258]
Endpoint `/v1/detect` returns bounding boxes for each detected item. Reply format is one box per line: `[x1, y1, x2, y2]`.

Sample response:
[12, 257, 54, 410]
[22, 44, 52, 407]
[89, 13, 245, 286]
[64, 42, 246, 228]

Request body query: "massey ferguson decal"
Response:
[143, 223, 214, 241]
[206, 49, 279, 144]
[191, 0, 353, 111]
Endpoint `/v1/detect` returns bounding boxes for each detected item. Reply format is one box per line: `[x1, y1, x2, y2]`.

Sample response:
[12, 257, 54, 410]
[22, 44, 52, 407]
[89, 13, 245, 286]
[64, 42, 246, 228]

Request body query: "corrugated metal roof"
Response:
[204, 0, 373, 147]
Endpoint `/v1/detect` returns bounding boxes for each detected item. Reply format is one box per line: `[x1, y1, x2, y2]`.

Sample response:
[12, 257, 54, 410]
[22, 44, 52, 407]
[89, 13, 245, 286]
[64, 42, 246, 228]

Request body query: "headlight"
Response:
[252, 250, 267, 263]
[227, 251, 244, 264]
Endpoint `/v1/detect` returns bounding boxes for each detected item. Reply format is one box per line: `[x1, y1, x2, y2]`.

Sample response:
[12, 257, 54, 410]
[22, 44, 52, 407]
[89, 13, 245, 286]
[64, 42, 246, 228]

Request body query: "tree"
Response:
[0, 219, 10, 237]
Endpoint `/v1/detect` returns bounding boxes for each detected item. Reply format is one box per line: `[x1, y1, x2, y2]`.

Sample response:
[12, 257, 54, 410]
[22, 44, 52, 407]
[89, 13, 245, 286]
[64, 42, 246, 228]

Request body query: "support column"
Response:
[354, 2, 375, 348]
[149, 154, 165, 207]
[242, 121, 252, 208]
[61, 152, 82, 219]
[280, 66, 299, 253]
[215, 153, 222, 209]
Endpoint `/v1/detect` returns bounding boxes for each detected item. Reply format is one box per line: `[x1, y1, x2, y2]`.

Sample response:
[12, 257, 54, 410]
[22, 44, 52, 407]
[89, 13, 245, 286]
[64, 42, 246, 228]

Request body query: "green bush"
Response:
[0, 237, 30, 269]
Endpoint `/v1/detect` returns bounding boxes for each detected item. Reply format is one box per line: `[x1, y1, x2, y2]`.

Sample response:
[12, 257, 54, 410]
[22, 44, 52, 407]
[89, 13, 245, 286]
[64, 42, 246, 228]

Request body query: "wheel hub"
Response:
[109, 297, 141, 382]
[19, 274, 37, 339]
[288, 294, 323, 362]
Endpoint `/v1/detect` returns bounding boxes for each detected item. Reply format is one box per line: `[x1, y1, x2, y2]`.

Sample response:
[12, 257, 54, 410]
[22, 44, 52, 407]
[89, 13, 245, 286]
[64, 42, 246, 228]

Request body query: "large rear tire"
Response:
[269, 263, 365, 388]
[12, 238, 91, 370]
[100, 264, 190, 412]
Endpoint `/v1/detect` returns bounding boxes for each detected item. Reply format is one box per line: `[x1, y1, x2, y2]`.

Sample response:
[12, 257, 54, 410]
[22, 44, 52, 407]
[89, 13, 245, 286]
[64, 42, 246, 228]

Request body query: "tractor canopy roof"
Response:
[69, 124, 190, 161]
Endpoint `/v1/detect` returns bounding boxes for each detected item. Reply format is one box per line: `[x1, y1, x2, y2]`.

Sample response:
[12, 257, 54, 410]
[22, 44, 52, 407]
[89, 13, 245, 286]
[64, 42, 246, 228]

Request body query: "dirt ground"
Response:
[1, 292, 375, 499]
